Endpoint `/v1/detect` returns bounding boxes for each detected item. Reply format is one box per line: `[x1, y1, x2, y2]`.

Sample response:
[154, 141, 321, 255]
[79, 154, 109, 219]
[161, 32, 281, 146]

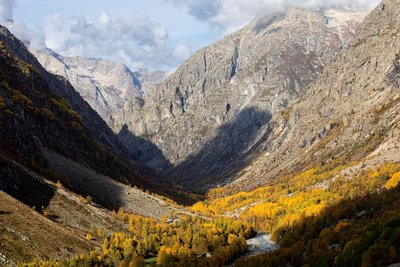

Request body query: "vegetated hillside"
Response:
[0, 190, 94, 265]
[193, 161, 400, 266]
[1, 143, 256, 266]
[23, 201, 255, 267]
[0, 150, 192, 264]
[115, 7, 365, 188]
[0, 26, 198, 265]
[0, 25, 191, 208]
[226, 0, 400, 193]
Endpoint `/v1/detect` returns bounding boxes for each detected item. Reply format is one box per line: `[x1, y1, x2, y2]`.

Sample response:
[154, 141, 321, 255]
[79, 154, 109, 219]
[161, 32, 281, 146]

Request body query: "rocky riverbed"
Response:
[246, 233, 279, 257]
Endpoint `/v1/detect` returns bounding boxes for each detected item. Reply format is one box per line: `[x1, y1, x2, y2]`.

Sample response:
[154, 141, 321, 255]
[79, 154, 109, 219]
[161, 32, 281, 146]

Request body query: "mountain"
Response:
[30, 49, 144, 129]
[0, 23, 196, 263]
[134, 68, 170, 93]
[196, 1, 400, 266]
[226, 0, 400, 192]
[115, 8, 366, 190]
[0, 24, 191, 210]
[3, 0, 400, 266]
[30, 49, 169, 131]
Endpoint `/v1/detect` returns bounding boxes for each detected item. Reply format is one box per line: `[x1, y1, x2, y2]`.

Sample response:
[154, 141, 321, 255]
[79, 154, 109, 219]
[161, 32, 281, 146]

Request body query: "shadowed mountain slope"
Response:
[115, 8, 365, 191]
[0, 25, 191, 206]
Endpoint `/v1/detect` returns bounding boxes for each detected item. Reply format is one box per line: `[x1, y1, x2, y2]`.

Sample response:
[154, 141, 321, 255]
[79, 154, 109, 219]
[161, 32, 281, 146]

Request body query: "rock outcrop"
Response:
[228, 0, 400, 192]
[116, 8, 365, 190]
[30, 49, 144, 128]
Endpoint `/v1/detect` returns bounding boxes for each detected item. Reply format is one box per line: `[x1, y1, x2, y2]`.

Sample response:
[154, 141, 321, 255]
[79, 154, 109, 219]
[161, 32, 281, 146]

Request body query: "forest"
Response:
[21, 159, 400, 266]
[22, 210, 253, 267]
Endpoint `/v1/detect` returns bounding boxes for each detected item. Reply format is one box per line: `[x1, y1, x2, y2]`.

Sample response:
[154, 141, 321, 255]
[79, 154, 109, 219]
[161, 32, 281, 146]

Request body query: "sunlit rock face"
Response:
[31, 48, 144, 129]
[116, 7, 365, 190]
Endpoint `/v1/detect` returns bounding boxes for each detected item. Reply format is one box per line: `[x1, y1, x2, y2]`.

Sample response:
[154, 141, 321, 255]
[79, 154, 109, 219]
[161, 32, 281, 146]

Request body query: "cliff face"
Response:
[115, 8, 365, 188]
[30, 49, 144, 128]
[228, 0, 400, 192]
[30, 49, 170, 131]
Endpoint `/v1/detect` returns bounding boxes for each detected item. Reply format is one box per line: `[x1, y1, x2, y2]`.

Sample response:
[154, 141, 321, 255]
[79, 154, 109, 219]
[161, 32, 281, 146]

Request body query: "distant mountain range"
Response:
[30, 48, 168, 130]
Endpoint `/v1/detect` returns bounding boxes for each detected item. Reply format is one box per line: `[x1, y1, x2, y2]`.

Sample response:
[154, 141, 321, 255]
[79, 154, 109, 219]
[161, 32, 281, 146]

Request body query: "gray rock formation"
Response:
[115, 8, 365, 190]
[30, 49, 144, 128]
[134, 68, 170, 93]
[228, 0, 400, 192]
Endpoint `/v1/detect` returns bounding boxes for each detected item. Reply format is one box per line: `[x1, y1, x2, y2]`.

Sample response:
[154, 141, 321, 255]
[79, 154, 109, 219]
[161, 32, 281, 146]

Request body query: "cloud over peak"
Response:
[168, 0, 380, 33]
[0, 0, 380, 70]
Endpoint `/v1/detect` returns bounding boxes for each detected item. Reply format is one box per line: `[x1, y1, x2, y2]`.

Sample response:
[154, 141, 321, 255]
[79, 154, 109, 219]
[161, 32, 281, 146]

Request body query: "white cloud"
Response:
[168, 0, 380, 33]
[99, 10, 111, 26]
[0, 1, 191, 70]
[0, 0, 381, 70]
[0, 0, 44, 49]
[38, 12, 181, 70]
[0, 0, 14, 22]
[173, 44, 190, 62]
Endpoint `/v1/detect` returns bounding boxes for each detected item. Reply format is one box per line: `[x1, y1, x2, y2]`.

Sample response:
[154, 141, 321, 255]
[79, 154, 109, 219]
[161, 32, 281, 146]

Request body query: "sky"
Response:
[0, 0, 380, 71]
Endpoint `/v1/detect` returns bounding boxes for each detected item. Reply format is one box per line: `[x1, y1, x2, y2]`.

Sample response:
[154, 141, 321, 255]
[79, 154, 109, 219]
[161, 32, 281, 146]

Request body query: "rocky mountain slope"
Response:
[226, 0, 400, 192]
[115, 8, 366, 189]
[30, 49, 169, 130]
[134, 68, 170, 93]
[0, 25, 190, 208]
[30, 49, 143, 128]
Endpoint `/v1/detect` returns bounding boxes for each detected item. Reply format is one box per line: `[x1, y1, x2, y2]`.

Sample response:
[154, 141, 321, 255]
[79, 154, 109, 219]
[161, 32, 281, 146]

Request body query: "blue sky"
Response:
[1, 0, 379, 71]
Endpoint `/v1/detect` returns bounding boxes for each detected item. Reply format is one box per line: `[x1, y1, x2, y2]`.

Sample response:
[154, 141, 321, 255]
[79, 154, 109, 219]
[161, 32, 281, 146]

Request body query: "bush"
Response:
[56, 180, 63, 189]
[79, 195, 92, 205]
[71, 121, 83, 131]
[51, 97, 82, 121]
[0, 95, 6, 109]
[43, 208, 52, 218]
[11, 90, 33, 109]
[40, 107, 54, 120]
[85, 233, 93, 240]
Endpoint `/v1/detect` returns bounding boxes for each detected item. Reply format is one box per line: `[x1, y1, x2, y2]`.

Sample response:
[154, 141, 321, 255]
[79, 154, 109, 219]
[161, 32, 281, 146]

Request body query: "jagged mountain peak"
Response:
[115, 7, 365, 191]
[30, 48, 144, 129]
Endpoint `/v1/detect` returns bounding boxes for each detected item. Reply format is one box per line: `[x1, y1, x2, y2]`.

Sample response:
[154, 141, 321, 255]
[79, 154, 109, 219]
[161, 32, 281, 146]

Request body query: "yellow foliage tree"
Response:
[385, 172, 400, 189]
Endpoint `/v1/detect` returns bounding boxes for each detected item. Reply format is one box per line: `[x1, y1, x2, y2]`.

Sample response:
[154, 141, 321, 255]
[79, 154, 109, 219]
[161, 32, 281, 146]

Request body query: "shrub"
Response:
[43, 208, 52, 218]
[385, 172, 400, 189]
[51, 97, 82, 121]
[79, 195, 92, 204]
[85, 233, 93, 240]
[0, 95, 6, 109]
[11, 90, 33, 109]
[40, 107, 54, 120]
[71, 121, 83, 131]
[56, 180, 63, 189]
